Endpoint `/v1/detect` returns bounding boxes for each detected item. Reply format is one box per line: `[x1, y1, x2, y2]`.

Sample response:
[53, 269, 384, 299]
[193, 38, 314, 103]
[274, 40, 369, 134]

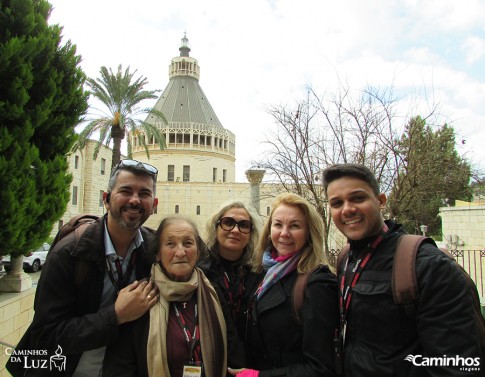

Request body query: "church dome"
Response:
[132, 34, 236, 184]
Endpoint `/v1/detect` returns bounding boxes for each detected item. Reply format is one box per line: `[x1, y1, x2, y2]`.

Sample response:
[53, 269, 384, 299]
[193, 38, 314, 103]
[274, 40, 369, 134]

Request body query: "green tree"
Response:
[388, 116, 472, 236]
[0, 0, 88, 257]
[73, 65, 167, 169]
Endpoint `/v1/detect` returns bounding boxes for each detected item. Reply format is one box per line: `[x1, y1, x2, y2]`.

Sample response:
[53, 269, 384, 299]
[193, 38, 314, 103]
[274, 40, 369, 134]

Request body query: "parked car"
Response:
[2, 243, 51, 272]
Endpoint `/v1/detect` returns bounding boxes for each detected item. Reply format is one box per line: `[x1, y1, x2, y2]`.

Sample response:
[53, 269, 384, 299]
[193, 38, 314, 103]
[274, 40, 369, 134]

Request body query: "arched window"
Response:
[175, 205, 179, 214]
[196, 205, 200, 215]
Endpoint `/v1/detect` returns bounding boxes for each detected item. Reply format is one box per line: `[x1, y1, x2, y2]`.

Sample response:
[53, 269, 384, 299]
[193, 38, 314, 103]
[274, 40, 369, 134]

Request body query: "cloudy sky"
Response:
[47, 0, 485, 182]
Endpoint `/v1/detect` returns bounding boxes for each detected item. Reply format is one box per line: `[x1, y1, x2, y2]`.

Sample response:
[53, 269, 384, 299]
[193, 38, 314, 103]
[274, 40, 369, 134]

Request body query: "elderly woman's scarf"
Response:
[256, 247, 301, 300]
[146, 264, 227, 377]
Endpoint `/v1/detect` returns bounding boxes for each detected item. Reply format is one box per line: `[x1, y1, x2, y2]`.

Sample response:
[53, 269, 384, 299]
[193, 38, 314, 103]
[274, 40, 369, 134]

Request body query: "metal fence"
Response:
[326, 248, 485, 299]
[451, 249, 485, 299]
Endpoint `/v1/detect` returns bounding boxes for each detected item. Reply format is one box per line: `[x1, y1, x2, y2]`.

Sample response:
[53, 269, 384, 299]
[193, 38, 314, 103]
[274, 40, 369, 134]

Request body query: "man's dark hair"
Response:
[322, 163, 380, 196]
[108, 160, 157, 195]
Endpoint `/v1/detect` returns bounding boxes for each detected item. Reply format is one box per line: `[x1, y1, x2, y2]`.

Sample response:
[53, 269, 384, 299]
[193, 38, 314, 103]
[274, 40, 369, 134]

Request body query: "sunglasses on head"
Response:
[217, 217, 253, 234]
[112, 159, 158, 178]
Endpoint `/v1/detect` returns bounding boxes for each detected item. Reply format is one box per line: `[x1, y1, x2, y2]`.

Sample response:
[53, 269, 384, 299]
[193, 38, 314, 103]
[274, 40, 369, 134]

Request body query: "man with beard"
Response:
[7, 160, 160, 377]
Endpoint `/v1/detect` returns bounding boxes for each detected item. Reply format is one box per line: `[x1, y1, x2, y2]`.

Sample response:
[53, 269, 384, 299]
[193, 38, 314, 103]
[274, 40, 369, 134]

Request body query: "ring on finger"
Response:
[147, 295, 151, 300]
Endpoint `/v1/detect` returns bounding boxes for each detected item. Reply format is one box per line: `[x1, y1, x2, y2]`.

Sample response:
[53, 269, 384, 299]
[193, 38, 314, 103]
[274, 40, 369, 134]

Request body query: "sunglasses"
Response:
[217, 217, 253, 234]
[112, 159, 158, 178]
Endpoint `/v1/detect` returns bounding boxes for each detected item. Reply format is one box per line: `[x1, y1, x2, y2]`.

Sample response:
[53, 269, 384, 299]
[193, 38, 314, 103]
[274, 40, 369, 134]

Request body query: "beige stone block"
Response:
[19, 322, 31, 338]
[0, 351, 9, 367]
[2, 301, 20, 322]
[27, 309, 34, 323]
[0, 361, 12, 377]
[0, 273, 32, 293]
[20, 294, 34, 313]
[0, 365, 8, 377]
[14, 310, 29, 331]
[0, 306, 4, 323]
[0, 318, 14, 338]
[4, 329, 21, 347]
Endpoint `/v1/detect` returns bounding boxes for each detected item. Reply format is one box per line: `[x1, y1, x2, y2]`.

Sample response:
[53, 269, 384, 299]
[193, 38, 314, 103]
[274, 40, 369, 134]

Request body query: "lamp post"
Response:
[419, 224, 428, 237]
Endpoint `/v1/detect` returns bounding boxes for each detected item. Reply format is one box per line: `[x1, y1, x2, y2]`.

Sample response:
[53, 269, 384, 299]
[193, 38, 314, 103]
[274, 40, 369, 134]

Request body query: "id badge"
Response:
[183, 362, 202, 377]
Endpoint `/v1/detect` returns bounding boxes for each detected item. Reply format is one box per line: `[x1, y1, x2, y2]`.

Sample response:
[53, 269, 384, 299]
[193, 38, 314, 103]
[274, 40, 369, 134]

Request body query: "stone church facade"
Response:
[56, 35, 276, 237]
[59, 35, 485, 253]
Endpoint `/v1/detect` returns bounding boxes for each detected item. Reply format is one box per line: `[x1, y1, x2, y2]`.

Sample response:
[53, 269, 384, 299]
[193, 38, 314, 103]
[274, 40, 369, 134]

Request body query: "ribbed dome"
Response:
[150, 75, 223, 127]
[148, 33, 223, 128]
[133, 34, 236, 185]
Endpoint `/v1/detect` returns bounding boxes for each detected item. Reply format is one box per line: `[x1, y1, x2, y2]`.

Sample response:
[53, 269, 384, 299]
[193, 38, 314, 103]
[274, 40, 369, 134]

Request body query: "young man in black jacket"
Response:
[323, 163, 483, 377]
[7, 159, 160, 377]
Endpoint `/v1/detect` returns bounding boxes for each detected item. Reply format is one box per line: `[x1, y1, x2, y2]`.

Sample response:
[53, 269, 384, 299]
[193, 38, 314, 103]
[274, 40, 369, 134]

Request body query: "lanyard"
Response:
[339, 224, 389, 322]
[221, 270, 244, 321]
[106, 249, 138, 292]
[174, 300, 201, 363]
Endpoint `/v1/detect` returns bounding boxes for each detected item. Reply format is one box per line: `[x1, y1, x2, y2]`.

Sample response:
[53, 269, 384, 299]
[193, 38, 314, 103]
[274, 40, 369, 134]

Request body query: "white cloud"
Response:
[48, 0, 485, 180]
[462, 36, 485, 65]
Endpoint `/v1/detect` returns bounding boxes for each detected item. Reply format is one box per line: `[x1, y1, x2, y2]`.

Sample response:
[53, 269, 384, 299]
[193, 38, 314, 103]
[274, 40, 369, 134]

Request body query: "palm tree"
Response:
[73, 65, 167, 169]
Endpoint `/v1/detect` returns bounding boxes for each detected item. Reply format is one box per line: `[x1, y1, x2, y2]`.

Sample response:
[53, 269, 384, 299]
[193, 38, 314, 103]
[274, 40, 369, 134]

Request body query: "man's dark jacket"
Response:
[340, 221, 483, 377]
[6, 214, 155, 377]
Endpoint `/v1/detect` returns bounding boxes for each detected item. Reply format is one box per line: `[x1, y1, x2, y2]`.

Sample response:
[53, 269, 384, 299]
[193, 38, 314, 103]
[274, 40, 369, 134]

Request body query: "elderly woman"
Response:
[229, 193, 338, 377]
[198, 201, 262, 367]
[103, 215, 227, 377]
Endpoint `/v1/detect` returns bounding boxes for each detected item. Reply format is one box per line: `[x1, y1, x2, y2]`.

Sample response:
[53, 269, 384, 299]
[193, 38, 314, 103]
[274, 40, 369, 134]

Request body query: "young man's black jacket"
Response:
[340, 220, 483, 377]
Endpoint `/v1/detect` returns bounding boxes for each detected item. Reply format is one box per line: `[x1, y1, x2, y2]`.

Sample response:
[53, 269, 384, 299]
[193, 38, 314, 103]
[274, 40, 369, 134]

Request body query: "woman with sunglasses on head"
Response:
[229, 193, 338, 377]
[199, 201, 262, 369]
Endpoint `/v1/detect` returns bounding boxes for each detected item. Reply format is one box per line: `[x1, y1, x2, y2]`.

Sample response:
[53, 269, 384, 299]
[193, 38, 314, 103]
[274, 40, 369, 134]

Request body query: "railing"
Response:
[326, 248, 485, 299]
[450, 249, 485, 299]
[327, 249, 340, 268]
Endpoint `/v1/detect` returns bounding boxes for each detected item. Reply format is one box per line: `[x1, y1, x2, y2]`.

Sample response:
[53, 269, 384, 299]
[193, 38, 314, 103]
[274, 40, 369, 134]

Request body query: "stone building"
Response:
[53, 140, 114, 235]
[56, 35, 274, 236]
[440, 200, 485, 250]
[56, 36, 485, 256]
[439, 201, 485, 298]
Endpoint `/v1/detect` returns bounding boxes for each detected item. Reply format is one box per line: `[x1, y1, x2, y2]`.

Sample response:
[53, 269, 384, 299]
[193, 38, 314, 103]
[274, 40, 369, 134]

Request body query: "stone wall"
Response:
[440, 203, 485, 250]
[144, 181, 275, 233]
[439, 203, 485, 299]
[50, 141, 116, 237]
[0, 288, 35, 377]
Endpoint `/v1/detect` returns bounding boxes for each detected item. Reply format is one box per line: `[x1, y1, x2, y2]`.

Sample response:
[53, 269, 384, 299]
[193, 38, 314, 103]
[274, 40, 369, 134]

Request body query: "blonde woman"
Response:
[230, 193, 338, 377]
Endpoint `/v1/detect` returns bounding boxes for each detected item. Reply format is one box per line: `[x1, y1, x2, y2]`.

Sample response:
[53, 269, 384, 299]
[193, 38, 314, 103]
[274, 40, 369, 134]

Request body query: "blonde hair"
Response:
[205, 200, 261, 272]
[254, 192, 328, 273]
